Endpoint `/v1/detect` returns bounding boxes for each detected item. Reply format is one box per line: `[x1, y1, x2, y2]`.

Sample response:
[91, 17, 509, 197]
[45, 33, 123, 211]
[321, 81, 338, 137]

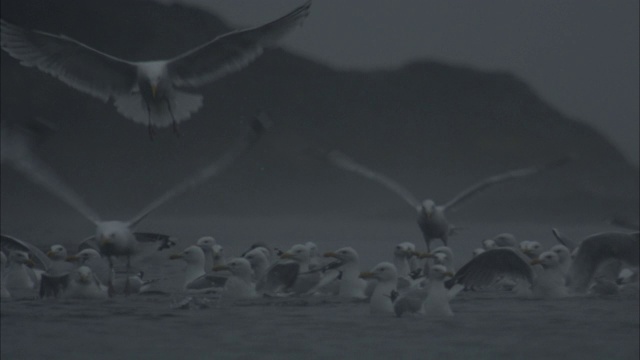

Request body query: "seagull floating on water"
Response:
[0, 1, 311, 138]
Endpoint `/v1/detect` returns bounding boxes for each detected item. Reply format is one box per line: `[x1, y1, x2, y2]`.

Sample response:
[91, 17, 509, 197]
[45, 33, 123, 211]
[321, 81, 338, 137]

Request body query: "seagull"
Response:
[420, 265, 457, 317]
[59, 266, 109, 300]
[328, 151, 570, 251]
[45, 244, 76, 276]
[323, 247, 368, 299]
[393, 264, 458, 318]
[568, 231, 639, 293]
[0, 1, 311, 138]
[448, 248, 569, 298]
[212, 257, 257, 299]
[3, 115, 268, 296]
[360, 262, 398, 315]
[243, 246, 272, 282]
[170, 245, 225, 292]
[1, 234, 52, 293]
[258, 243, 324, 296]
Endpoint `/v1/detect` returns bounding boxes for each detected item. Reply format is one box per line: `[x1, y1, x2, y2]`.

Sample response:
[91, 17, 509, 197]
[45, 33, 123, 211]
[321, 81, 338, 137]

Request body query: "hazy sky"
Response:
[173, 0, 639, 164]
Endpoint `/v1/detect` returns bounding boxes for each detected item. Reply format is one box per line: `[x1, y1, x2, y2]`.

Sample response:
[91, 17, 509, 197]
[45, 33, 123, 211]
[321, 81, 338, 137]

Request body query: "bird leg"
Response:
[107, 257, 116, 297]
[124, 256, 132, 296]
[147, 104, 156, 141]
[165, 99, 181, 137]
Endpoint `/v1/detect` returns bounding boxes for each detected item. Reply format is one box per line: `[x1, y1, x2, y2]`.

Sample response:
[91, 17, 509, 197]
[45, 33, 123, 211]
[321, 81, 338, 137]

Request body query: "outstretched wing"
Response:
[441, 156, 572, 211]
[168, 1, 311, 88]
[0, 19, 137, 101]
[127, 114, 270, 227]
[328, 151, 420, 208]
[448, 248, 533, 289]
[569, 232, 639, 293]
[0, 234, 51, 271]
[1, 123, 102, 225]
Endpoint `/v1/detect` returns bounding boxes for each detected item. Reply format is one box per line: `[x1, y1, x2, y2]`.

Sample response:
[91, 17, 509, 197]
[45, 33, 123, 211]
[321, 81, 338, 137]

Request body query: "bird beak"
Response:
[212, 265, 229, 272]
[169, 254, 183, 260]
[530, 259, 541, 265]
[46, 251, 55, 258]
[66, 255, 79, 262]
[280, 252, 294, 259]
[444, 271, 454, 277]
[25, 259, 36, 268]
[418, 252, 433, 259]
[151, 84, 158, 99]
[359, 272, 374, 279]
[324, 252, 338, 258]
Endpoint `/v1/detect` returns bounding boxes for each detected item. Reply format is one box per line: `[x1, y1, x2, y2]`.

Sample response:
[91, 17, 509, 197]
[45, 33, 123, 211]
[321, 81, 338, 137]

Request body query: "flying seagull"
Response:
[0, 1, 311, 138]
[2, 115, 269, 295]
[329, 151, 570, 251]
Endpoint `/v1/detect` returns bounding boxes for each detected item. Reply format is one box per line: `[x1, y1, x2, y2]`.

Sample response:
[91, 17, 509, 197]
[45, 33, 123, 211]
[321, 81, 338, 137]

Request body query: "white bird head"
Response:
[169, 245, 205, 265]
[430, 264, 454, 281]
[96, 221, 135, 253]
[360, 262, 397, 282]
[493, 233, 517, 248]
[280, 244, 311, 263]
[393, 242, 416, 257]
[196, 236, 217, 249]
[47, 244, 68, 261]
[68, 249, 101, 264]
[549, 244, 571, 263]
[324, 247, 359, 264]
[214, 258, 253, 277]
[243, 247, 269, 267]
[530, 251, 560, 269]
[420, 199, 437, 217]
[138, 61, 170, 100]
[482, 239, 497, 250]
[74, 266, 95, 284]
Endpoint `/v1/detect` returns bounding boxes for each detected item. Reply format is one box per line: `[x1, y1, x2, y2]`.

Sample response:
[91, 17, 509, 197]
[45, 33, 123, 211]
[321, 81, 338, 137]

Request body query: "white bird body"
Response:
[63, 266, 108, 300]
[170, 246, 208, 291]
[421, 266, 454, 317]
[5, 251, 38, 291]
[214, 258, 257, 299]
[324, 247, 367, 299]
[243, 247, 271, 282]
[361, 262, 397, 315]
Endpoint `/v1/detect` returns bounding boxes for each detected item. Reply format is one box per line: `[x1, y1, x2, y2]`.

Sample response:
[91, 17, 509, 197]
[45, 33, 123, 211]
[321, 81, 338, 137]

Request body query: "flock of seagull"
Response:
[1, 0, 639, 319]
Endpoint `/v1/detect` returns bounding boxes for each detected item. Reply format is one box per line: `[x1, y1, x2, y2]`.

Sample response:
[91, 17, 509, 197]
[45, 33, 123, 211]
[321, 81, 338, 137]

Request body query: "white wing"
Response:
[0, 19, 137, 101]
[328, 151, 420, 208]
[440, 156, 572, 211]
[127, 114, 269, 227]
[167, 1, 311, 88]
[1, 123, 102, 224]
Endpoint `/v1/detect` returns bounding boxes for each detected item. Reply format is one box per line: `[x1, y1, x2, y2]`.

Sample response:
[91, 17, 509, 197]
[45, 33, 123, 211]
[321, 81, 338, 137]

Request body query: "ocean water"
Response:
[1, 218, 638, 359]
